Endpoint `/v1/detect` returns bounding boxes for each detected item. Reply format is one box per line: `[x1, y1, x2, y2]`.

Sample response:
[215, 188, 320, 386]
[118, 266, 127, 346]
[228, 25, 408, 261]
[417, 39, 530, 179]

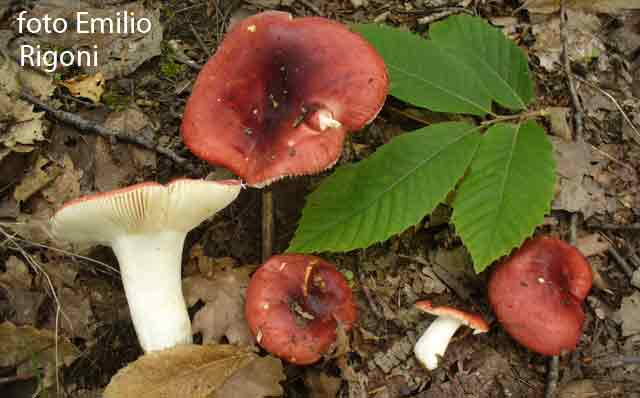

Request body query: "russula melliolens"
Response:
[414, 301, 489, 370]
[245, 254, 357, 364]
[488, 236, 593, 356]
[50, 179, 241, 352]
[181, 11, 388, 186]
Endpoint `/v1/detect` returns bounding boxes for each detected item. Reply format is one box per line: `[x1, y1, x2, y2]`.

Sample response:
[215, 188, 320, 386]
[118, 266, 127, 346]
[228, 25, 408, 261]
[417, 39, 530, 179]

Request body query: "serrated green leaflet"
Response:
[354, 24, 493, 116]
[289, 122, 481, 253]
[451, 122, 556, 272]
[354, 15, 533, 115]
[429, 15, 534, 111]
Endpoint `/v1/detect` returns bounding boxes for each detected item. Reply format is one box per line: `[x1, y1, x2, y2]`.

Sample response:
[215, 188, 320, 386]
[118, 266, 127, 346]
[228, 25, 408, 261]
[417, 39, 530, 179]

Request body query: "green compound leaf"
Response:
[289, 122, 481, 253]
[354, 24, 492, 116]
[451, 122, 556, 273]
[354, 15, 533, 115]
[429, 15, 534, 111]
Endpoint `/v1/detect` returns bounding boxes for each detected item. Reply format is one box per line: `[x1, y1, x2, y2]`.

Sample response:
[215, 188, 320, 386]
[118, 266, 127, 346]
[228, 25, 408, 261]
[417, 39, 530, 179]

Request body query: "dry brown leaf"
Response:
[59, 72, 105, 104]
[104, 344, 256, 398]
[615, 292, 640, 337]
[0, 257, 45, 325]
[212, 355, 285, 398]
[304, 369, 342, 398]
[522, 0, 640, 14]
[0, 321, 80, 388]
[13, 155, 62, 202]
[42, 154, 83, 207]
[183, 264, 255, 346]
[576, 233, 611, 257]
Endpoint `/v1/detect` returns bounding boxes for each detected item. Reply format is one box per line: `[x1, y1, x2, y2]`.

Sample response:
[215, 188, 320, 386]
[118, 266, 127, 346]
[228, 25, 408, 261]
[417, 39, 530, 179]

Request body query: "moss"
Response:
[102, 92, 132, 111]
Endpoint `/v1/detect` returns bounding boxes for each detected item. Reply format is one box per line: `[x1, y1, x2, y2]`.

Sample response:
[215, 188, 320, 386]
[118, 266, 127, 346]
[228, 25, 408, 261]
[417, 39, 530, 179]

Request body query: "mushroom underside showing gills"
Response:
[50, 179, 242, 352]
[181, 11, 388, 186]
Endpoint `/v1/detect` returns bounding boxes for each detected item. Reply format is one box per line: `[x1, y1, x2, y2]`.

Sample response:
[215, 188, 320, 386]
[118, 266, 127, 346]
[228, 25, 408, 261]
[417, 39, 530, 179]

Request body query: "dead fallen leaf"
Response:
[531, 10, 604, 72]
[615, 292, 640, 337]
[212, 355, 285, 398]
[41, 154, 83, 208]
[104, 344, 256, 398]
[547, 107, 573, 141]
[59, 72, 105, 104]
[522, 0, 640, 14]
[13, 155, 62, 203]
[304, 369, 342, 398]
[24, 2, 162, 79]
[0, 321, 80, 388]
[0, 256, 45, 325]
[576, 233, 611, 257]
[183, 263, 255, 346]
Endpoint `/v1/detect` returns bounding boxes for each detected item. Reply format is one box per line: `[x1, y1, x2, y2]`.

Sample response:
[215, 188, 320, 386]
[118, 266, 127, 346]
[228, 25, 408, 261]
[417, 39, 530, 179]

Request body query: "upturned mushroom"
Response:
[488, 236, 593, 355]
[245, 254, 357, 364]
[181, 11, 388, 186]
[414, 301, 489, 370]
[50, 179, 241, 352]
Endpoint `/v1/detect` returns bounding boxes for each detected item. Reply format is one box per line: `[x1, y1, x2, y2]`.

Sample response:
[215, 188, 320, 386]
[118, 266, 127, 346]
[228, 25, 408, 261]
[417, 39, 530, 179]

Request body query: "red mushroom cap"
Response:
[245, 254, 357, 364]
[415, 301, 489, 333]
[181, 11, 388, 186]
[488, 236, 593, 356]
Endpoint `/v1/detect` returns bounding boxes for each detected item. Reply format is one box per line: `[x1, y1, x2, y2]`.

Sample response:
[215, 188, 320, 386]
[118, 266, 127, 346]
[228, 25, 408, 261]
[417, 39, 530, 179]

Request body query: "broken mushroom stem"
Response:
[414, 301, 489, 371]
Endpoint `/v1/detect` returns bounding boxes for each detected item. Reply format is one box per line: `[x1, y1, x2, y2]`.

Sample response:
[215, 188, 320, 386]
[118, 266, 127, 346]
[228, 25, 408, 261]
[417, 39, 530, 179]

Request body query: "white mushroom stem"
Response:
[112, 231, 191, 352]
[317, 110, 342, 130]
[414, 316, 463, 370]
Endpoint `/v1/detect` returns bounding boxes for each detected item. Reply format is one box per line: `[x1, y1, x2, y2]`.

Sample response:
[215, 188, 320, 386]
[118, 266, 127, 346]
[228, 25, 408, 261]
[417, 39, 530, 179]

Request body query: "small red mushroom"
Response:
[488, 236, 593, 356]
[181, 11, 388, 186]
[245, 254, 357, 364]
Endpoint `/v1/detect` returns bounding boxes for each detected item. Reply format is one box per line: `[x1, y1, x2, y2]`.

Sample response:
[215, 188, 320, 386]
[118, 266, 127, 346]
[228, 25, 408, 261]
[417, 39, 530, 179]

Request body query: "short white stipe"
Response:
[414, 316, 464, 370]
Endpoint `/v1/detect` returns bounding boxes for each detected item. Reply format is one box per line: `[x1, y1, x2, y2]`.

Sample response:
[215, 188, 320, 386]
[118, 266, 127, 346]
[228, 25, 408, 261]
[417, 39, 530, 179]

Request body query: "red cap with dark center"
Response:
[245, 254, 357, 364]
[181, 11, 388, 186]
[488, 236, 593, 356]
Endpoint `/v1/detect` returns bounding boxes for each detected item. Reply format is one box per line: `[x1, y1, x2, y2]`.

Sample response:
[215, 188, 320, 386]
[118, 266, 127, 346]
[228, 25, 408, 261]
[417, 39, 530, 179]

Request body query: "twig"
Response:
[19, 91, 189, 165]
[190, 23, 211, 56]
[604, 235, 635, 277]
[587, 222, 640, 230]
[560, 2, 584, 140]
[0, 373, 36, 386]
[417, 8, 472, 25]
[262, 189, 274, 262]
[297, 0, 325, 16]
[575, 75, 640, 144]
[546, 4, 583, 396]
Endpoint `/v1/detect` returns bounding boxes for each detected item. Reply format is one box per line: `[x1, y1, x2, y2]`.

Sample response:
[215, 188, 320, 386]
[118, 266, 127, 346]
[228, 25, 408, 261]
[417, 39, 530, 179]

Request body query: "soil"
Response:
[1, 0, 639, 397]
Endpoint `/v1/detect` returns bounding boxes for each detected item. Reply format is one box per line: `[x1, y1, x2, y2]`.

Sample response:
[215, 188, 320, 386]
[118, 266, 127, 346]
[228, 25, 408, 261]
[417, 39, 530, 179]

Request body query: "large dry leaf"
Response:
[522, 0, 640, 13]
[183, 248, 255, 346]
[13, 155, 62, 202]
[212, 355, 285, 398]
[0, 256, 45, 325]
[104, 345, 256, 398]
[23, 1, 162, 79]
[0, 322, 80, 388]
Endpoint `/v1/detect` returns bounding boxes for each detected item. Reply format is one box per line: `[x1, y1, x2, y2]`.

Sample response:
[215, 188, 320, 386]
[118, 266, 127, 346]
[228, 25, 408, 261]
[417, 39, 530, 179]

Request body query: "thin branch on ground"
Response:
[560, 2, 584, 140]
[587, 222, 640, 230]
[546, 2, 582, 396]
[574, 75, 640, 144]
[480, 109, 549, 126]
[297, 0, 325, 16]
[262, 189, 274, 262]
[190, 23, 211, 56]
[20, 91, 189, 165]
[603, 234, 635, 277]
[417, 8, 474, 25]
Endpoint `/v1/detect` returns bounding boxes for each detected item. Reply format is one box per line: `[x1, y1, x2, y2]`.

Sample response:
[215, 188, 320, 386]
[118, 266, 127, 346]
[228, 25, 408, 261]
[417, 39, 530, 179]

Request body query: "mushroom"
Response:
[50, 179, 241, 352]
[181, 11, 388, 187]
[245, 254, 357, 364]
[414, 301, 489, 370]
[488, 236, 593, 356]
